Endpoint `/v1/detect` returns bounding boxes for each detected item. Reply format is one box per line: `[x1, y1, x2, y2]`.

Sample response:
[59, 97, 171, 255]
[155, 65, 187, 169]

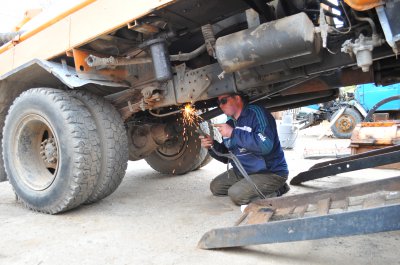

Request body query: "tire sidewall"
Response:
[4, 93, 82, 210]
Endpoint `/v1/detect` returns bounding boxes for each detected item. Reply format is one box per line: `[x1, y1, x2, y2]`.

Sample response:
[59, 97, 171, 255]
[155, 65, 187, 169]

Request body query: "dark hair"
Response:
[234, 93, 249, 105]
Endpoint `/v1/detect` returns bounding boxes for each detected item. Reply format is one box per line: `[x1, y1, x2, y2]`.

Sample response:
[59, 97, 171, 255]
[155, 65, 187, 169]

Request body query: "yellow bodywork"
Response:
[0, 0, 175, 76]
[14, 9, 43, 32]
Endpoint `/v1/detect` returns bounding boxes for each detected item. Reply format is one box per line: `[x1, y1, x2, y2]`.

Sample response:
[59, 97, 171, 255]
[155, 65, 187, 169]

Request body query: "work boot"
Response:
[276, 183, 290, 197]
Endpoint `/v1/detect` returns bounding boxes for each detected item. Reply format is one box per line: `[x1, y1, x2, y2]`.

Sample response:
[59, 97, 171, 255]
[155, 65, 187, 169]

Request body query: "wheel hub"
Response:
[156, 124, 188, 160]
[157, 135, 186, 158]
[40, 138, 58, 164]
[338, 115, 354, 132]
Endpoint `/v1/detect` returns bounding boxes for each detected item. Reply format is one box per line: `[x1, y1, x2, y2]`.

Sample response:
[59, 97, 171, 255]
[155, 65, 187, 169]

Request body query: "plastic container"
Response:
[278, 113, 298, 149]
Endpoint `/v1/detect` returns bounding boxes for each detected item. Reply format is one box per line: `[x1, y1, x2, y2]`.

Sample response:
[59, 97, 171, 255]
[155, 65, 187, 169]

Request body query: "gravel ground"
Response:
[1, 124, 399, 265]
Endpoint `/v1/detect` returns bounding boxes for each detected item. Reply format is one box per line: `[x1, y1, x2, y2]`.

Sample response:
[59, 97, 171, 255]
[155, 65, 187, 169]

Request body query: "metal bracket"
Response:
[127, 20, 159, 34]
[376, 5, 399, 55]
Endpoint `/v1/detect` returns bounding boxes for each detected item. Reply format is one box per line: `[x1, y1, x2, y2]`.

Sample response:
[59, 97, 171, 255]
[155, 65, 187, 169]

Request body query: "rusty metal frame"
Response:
[72, 49, 128, 82]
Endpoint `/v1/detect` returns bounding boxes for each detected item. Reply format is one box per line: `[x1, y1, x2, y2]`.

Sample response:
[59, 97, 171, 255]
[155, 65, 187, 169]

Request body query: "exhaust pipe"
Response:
[215, 12, 320, 73]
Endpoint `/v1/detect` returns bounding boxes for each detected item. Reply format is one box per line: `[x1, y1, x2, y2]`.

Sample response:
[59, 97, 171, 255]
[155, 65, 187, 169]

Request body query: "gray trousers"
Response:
[210, 169, 287, 205]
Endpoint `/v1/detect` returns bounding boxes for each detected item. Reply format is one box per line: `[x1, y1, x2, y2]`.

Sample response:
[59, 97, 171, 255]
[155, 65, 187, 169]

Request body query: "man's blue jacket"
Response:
[209, 104, 289, 178]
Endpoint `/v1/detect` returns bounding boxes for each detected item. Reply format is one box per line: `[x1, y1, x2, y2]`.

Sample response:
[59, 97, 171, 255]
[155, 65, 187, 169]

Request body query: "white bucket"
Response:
[278, 113, 298, 149]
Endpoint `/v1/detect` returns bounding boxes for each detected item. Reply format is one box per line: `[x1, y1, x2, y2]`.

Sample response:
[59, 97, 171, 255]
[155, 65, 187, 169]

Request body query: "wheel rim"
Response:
[156, 134, 188, 160]
[13, 114, 59, 191]
[335, 114, 356, 133]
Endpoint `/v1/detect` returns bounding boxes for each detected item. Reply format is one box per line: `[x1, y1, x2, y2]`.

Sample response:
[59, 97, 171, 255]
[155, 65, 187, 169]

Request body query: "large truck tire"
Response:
[2, 88, 100, 214]
[0, 116, 6, 182]
[0, 87, 27, 182]
[69, 90, 128, 204]
[331, 108, 363, 139]
[145, 125, 207, 174]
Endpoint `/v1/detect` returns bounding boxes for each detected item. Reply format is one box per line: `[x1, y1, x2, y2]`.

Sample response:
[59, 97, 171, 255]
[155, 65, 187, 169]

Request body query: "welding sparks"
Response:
[178, 104, 204, 148]
[181, 103, 203, 127]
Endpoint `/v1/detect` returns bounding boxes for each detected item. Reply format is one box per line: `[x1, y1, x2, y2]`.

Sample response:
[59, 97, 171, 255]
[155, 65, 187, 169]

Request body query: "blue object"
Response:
[355, 83, 400, 112]
[198, 202, 400, 249]
[209, 104, 289, 178]
[305, 104, 320, 110]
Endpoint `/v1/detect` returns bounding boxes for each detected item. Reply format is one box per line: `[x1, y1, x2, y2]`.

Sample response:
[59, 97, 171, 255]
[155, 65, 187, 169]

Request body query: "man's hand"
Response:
[214, 123, 233, 138]
[199, 134, 213, 149]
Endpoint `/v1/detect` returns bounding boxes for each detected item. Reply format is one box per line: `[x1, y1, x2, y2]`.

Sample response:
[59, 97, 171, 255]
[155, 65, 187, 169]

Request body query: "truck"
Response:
[297, 83, 400, 138]
[0, 0, 399, 214]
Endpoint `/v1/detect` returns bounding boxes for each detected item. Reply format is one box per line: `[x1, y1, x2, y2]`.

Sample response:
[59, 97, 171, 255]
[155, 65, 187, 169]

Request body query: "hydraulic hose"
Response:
[209, 146, 266, 199]
[197, 125, 266, 199]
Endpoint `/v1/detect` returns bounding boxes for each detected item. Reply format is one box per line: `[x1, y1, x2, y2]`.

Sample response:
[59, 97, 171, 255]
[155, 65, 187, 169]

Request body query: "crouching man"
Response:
[200, 93, 290, 205]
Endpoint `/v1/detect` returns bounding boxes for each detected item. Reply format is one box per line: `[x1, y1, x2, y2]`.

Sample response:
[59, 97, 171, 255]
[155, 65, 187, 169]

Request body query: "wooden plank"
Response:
[292, 205, 307, 218]
[306, 204, 317, 212]
[329, 208, 345, 214]
[247, 208, 275, 225]
[349, 191, 388, 206]
[303, 210, 317, 218]
[275, 206, 295, 216]
[330, 199, 349, 210]
[317, 198, 331, 215]
[234, 212, 248, 226]
[363, 196, 386, 208]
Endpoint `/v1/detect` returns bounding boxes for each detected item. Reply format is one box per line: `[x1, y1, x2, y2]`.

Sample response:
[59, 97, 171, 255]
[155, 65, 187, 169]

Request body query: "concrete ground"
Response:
[1, 123, 400, 265]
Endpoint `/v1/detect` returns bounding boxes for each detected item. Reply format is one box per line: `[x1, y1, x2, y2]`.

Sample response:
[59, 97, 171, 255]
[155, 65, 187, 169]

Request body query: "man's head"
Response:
[217, 93, 245, 119]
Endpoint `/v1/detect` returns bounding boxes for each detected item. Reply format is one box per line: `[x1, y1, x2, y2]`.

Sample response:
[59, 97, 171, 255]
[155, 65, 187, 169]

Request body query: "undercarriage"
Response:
[0, 0, 399, 213]
[65, 0, 400, 163]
